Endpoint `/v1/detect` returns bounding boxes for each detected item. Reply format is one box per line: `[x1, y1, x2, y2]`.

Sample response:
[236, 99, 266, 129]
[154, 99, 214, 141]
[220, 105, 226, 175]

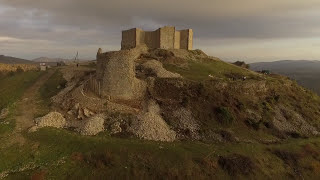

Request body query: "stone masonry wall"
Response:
[174, 31, 181, 49]
[121, 26, 192, 50]
[159, 26, 175, 49]
[144, 29, 160, 49]
[180, 30, 190, 50]
[96, 47, 147, 100]
[121, 28, 136, 49]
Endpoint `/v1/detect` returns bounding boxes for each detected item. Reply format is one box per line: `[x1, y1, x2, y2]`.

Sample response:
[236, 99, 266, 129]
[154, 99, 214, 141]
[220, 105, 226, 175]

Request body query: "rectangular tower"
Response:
[121, 26, 193, 50]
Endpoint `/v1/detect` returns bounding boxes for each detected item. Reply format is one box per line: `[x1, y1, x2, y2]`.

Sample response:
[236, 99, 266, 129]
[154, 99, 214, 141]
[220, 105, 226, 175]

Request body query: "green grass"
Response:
[39, 70, 67, 106]
[0, 71, 43, 135]
[36, 70, 66, 117]
[1, 128, 320, 179]
[0, 104, 16, 135]
[0, 71, 43, 110]
[164, 60, 259, 81]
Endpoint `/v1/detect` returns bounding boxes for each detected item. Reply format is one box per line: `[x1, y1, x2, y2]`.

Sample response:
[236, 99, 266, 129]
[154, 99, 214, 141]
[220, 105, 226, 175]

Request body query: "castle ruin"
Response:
[96, 26, 193, 100]
[121, 26, 193, 50]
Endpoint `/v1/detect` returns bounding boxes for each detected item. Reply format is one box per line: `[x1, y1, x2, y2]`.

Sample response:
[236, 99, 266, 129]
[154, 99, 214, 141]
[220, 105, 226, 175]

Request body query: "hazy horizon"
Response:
[1, 0, 320, 63]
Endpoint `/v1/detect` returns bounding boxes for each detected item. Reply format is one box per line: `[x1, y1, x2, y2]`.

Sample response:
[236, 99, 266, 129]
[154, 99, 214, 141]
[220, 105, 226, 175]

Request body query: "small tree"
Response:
[233, 61, 250, 69]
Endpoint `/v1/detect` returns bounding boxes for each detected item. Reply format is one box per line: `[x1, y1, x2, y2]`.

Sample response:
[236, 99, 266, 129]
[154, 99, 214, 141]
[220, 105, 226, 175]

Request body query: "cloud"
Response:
[0, 0, 320, 61]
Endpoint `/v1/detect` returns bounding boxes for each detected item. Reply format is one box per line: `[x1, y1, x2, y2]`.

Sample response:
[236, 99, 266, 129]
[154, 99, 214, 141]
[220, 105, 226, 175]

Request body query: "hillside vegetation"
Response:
[0, 63, 38, 73]
[250, 60, 320, 95]
[0, 71, 43, 110]
[151, 49, 320, 141]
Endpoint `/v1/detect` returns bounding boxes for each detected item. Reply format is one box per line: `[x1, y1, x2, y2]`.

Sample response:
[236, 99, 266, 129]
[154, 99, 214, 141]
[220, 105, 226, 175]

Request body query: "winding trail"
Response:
[4, 70, 55, 147]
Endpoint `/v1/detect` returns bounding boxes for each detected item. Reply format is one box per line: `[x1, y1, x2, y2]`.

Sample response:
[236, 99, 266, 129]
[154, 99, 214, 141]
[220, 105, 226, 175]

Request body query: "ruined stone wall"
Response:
[180, 29, 193, 50]
[159, 26, 175, 49]
[121, 28, 136, 49]
[96, 47, 147, 100]
[144, 30, 160, 49]
[187, 29, 193, 50]
[174, 31, 181, 49]
[136, 28, 144, 47]
[179, 30, 189, 50]
[121, 26, 192, 50]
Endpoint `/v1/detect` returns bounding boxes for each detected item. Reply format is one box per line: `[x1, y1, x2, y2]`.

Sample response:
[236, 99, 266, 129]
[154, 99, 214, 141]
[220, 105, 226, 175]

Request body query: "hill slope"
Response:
[250, 60, 320, 94]
[0, 55, 33, 64]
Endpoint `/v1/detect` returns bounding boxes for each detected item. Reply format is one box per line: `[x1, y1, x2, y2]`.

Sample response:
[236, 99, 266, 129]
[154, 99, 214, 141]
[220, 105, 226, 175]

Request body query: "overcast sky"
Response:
[0, 0, 320, 62]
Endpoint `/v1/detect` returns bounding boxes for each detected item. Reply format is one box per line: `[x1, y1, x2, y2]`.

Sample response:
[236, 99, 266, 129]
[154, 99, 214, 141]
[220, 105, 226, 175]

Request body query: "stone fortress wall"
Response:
[96, 26, 193, 101]
[121, 26, 193, 50]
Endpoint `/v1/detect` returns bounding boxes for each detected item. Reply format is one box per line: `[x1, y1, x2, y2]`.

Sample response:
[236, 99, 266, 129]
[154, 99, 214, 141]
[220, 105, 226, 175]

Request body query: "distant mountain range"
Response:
[0, 55, 34, 64]
[0, 55, 91, 65]
[32, 57, 72, 63]
[250, 60, 320, 95]
[32, 57, 90, 63]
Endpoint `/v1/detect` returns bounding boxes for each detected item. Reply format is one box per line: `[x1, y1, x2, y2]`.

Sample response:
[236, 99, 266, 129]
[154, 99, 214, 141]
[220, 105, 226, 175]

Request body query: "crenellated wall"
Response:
[121, 26, 193, 50]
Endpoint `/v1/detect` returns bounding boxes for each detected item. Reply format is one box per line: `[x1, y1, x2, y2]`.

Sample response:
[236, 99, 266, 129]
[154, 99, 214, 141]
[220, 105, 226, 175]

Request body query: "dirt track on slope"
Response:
[3, 70, 55, 147]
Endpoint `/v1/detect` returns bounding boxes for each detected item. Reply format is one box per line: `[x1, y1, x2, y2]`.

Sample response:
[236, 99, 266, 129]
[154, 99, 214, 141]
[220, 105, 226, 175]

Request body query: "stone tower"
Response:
[96, 47, 147, 100]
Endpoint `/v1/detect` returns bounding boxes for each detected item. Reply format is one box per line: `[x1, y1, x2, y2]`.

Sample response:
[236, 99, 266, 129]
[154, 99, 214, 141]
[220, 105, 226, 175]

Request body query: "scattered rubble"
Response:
[110, 122, 122, 134]
[272, 106, 319, 137]
[78, 115, 105, 136]
[128, 100, 176, 142]
[30, 112, 66, 132]
[172, 108, 200, 139]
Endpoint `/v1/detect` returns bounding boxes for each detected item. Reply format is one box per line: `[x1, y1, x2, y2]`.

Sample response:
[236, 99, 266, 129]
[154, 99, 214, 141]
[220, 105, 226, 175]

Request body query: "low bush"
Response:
[16, 66, 24, 73]
[218, 153, 255, 176]
[216, 107, 235, 126]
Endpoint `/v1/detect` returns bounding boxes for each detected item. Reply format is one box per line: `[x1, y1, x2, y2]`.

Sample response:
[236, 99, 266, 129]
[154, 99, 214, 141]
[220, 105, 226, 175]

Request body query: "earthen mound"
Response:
[34, 112, 66, 129]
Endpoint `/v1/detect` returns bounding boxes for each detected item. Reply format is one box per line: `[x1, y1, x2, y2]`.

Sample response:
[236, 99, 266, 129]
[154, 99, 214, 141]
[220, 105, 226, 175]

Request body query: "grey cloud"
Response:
[0, 0, 320, 60]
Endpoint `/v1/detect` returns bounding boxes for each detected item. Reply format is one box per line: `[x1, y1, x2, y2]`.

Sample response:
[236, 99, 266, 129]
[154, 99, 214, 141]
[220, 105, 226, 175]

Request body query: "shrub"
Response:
[232, 61, 250, 69]
[8, 71, 15, 76]
[245, 118, 261, 130]
[16, 66, 24, 73]
[224, 72, 245, 80]
[216, 107, 235, 125]
[272, 149, 302, 175]
[155, 49, 174, 59]
[218, 154, 255, 175]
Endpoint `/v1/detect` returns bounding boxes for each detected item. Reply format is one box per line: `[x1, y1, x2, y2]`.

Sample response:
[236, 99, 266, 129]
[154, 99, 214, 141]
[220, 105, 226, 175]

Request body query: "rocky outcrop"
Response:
[272, 106, 319, 137]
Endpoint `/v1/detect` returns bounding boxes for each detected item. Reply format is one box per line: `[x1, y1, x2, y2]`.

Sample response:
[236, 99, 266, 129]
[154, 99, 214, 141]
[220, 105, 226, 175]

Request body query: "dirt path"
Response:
[4, 70, 55, 147]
